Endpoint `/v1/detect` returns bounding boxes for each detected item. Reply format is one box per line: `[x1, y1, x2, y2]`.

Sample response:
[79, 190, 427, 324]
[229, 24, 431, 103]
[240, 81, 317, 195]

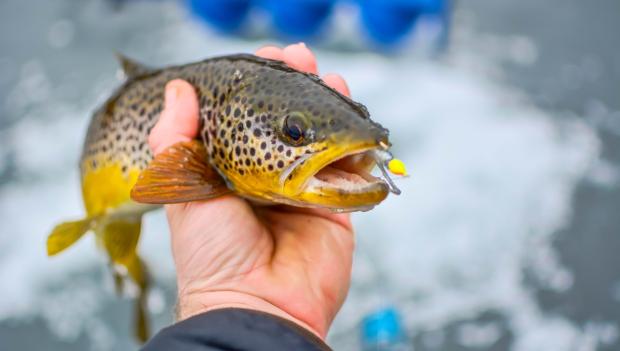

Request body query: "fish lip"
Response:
[287, 143, 390, 198]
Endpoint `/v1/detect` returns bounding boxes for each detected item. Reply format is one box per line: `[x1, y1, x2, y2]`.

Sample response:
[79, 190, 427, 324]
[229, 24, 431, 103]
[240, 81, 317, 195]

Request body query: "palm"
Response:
[168, 197, 353, 335]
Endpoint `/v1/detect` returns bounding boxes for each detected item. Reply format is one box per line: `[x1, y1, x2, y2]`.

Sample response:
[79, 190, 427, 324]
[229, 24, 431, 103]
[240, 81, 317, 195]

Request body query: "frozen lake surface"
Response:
[0, 0, 617, 350]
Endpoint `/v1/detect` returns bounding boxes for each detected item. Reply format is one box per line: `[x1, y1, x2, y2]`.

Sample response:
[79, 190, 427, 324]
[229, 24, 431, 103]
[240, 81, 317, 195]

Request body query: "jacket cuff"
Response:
[142, 307, 331, 351]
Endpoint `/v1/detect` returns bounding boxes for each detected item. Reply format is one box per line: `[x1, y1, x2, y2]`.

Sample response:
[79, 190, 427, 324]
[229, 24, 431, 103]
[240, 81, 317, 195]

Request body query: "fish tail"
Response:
[98, 216, 151, 343]
[47, 217, 96, 256]
[127, 254, 150, 343]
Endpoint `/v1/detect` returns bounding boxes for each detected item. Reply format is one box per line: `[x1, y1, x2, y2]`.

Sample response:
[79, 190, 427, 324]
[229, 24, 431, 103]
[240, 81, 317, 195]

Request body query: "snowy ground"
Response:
[0, 0, 615, 350]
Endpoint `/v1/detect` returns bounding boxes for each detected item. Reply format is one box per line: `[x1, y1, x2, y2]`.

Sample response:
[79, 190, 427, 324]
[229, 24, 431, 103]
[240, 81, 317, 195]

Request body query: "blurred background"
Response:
[0, 0, 619, 350]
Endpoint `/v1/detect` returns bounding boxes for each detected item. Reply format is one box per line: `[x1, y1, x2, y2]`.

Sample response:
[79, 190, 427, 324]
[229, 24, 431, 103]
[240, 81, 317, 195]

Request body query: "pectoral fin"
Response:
[131, 140, 231, 204]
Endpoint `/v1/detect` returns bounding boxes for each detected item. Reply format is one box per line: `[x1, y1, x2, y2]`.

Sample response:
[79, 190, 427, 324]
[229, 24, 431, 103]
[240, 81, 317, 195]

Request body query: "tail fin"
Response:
[47, 218, 95, 256]
[99, 217, 151, 343]
[126, 254, 150, 343]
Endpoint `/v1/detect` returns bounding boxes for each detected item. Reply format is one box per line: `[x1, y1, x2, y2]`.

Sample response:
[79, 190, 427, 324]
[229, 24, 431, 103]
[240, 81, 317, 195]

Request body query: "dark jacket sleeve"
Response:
[141, 308, 332, 351]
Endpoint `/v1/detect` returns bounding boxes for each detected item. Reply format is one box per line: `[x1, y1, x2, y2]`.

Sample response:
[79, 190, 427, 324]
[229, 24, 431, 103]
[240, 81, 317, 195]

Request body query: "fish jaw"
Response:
[280, 142, 391, 211]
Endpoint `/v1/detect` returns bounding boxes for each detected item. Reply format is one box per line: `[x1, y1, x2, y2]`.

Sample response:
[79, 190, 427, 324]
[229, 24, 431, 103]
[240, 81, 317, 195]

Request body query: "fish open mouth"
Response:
[304, 149, 387, 194]
[278, 143, 400, 210]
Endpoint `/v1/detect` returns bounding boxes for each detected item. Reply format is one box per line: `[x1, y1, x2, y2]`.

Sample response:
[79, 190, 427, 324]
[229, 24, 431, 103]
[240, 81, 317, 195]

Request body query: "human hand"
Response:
[148, 43, 354, 339]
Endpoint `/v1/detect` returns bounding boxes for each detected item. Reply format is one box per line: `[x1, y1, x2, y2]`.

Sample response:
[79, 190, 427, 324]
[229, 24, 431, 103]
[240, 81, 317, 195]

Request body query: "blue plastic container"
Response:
[262, 0, 335, 40]
[358, 0, 427, 46]
[184, 0, 448, 48]
[186, 0, 252, 33]
[361, 306, 409, 350]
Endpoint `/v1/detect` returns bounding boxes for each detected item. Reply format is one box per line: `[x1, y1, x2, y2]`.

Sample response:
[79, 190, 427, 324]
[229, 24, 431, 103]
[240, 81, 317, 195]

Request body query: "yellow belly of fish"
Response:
[81, 160, 144, 216]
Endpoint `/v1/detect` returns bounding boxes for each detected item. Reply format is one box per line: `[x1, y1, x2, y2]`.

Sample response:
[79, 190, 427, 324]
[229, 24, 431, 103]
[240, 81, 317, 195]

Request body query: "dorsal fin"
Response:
[115, 52, 150, 78]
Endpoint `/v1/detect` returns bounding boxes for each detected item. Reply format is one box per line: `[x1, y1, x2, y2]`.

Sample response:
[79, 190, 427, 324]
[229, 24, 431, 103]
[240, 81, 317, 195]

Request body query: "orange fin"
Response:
[131, 140, 231, 204]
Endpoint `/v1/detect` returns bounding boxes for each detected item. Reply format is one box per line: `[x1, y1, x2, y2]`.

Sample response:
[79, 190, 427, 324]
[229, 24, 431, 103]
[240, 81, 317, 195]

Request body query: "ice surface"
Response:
[0, 1, 611, 350]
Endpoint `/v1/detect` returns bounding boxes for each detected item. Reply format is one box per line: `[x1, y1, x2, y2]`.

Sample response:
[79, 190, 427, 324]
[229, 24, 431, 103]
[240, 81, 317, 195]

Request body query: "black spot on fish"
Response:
[253, 129, 262, 137]
[277, 160, 284, 168]
[265, 152, 271, 160]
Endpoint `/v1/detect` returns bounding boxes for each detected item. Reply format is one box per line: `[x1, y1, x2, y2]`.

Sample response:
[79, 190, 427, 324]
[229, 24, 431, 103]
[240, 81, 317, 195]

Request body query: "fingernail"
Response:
[297, 42, 306, 48]
[165, 85, 179, 108]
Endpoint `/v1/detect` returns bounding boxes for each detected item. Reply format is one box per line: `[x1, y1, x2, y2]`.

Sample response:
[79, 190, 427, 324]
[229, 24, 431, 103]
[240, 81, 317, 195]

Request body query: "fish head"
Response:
[214, 63, 392, 211]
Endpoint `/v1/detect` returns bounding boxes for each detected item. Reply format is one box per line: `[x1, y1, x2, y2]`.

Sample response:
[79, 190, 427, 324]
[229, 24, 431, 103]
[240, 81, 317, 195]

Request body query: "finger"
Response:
[322, 73, 350, 97]
[148, 79, 200, 155]
[269, 205, 352, 232]
[282, 43, 318, 74]
[255, 45, 285, 61]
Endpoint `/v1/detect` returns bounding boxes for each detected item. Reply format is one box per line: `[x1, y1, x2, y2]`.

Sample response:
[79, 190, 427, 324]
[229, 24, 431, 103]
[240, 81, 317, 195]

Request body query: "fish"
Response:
[47, 53, 401, 342]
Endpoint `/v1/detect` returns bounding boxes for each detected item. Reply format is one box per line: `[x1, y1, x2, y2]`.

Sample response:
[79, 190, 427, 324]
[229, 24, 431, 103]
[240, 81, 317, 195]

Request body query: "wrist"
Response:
[177, 290, 325, 339]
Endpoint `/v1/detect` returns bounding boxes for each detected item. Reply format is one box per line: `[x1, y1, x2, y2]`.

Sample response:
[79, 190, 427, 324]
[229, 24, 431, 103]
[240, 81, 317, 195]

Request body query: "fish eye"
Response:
[283, 112, 308, 145]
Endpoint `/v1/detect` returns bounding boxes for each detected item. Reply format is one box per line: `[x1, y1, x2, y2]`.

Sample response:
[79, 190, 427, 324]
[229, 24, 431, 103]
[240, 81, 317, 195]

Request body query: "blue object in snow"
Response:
[359, 0, 429, 46]
[184, 0, 447, 47]
[361, 306, 407, 350]
[262, 0, 335, 40]
[186, 0, 252, 33]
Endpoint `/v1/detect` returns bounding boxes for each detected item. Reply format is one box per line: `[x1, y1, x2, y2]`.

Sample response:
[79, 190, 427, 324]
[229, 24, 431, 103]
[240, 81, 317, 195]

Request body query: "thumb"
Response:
[148, 79, 200, 155]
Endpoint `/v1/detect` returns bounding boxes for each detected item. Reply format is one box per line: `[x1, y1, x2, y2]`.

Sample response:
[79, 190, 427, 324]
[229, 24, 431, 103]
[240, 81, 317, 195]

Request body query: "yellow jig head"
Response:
[387, 158, 407, 176]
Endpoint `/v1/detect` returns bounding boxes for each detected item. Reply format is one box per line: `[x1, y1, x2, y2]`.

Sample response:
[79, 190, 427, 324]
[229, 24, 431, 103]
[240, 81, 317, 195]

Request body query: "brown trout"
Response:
[47, 53, 401, 341]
